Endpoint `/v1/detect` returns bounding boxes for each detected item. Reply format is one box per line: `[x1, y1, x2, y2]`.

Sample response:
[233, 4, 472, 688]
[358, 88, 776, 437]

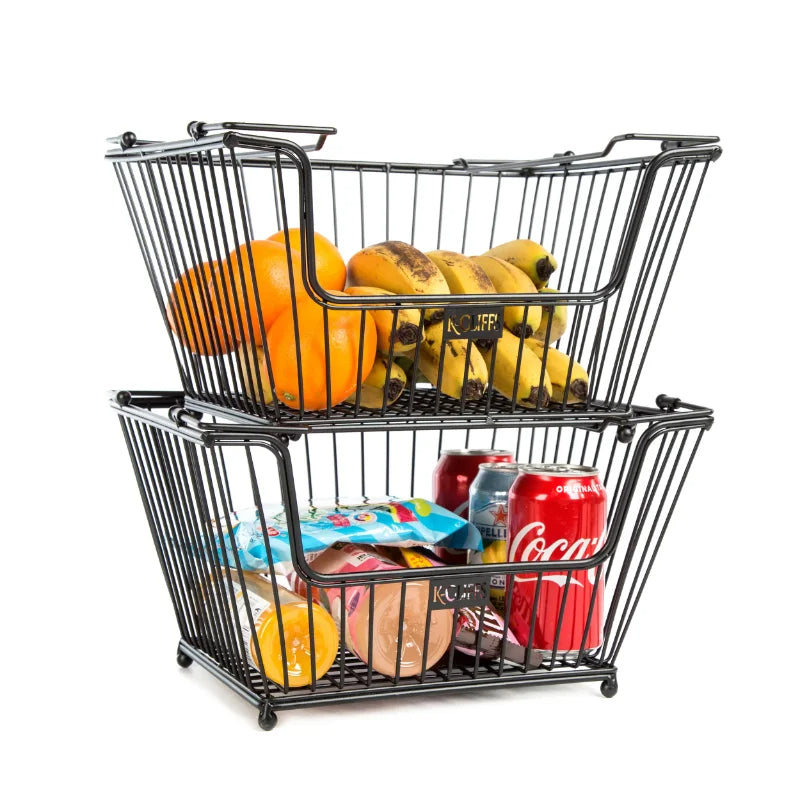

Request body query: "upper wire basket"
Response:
[107, 123, 721, 430]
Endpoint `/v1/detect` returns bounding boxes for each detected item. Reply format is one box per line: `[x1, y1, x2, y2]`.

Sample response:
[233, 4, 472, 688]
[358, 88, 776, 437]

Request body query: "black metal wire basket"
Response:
[112, 390, 712, 730]
[107, 124, 721, 428]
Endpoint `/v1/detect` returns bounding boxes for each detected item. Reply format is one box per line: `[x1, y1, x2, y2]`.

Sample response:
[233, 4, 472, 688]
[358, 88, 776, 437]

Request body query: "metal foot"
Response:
[600, 676, 618, 698]
[176, 647, 193, 668]
[258, 704, 278, 731]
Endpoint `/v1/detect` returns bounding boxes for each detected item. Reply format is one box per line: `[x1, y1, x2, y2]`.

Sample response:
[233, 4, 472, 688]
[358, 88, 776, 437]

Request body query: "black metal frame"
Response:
[112, 390, 712, 729]
[107, 124, 720, 426]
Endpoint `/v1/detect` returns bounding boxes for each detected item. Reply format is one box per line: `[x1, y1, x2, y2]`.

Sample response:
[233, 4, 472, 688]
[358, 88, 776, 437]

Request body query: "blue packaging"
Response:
[216, 498, 482, 571]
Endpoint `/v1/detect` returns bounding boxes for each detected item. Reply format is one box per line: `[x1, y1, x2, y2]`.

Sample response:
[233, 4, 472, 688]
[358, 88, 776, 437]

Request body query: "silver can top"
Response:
[518, 463, 598, 477]
[478, 462, 522, 473]
[440, 449, 513, 457]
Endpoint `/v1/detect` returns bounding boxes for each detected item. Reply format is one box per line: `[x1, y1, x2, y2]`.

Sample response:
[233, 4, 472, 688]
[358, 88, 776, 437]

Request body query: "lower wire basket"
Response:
[113, 391, 712, 729]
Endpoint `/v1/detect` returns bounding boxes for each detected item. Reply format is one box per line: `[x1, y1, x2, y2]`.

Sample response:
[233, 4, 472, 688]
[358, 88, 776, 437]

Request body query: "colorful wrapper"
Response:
[215, 498, 482, 572]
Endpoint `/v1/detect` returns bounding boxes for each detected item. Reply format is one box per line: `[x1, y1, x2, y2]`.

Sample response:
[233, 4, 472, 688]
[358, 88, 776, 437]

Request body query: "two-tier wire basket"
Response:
[107, 123, 720, 729]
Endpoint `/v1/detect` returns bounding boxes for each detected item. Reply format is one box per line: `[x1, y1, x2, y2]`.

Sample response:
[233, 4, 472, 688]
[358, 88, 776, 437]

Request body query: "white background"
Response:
[3, 1, 798, 797]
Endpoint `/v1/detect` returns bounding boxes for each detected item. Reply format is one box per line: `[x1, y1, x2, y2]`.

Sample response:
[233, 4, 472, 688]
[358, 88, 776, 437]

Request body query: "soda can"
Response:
[507, 464, 607, 656]
[432, 449, 513, 565]
[468, 462, 520, 614]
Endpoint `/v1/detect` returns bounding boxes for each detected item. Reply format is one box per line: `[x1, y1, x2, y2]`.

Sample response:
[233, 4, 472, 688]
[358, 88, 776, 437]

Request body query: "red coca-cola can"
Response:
[507, 464, 606, 655]
[432, 449, 513, 564]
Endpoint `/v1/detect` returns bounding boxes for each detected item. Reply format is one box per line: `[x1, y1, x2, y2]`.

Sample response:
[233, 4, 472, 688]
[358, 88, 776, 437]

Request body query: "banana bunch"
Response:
[418, 320, 488, 402]
[347, 241, 450, 323]
[483, 239, 558, 289]
[344, 237, 589, 411]
[482, 329, 551, 408]
[347, 357, 407, 408]
[526, 339, 589, 405]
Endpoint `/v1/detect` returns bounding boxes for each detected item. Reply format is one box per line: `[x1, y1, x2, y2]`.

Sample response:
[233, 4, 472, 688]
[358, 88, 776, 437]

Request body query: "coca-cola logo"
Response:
[509, 522, 605, 586]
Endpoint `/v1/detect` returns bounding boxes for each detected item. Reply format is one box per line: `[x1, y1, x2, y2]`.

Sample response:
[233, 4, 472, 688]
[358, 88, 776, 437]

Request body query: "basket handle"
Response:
[455, 132, 721, 173]
[187, 121, 337, 152]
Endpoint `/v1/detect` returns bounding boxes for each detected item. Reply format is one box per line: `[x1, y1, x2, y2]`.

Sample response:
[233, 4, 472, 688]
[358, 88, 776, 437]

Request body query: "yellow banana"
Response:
[347, 241, 450, 324]
[344, 286, 422, 355]
[237, 342, 274, 404]
[418, 321, 488, 402]
[425, 250, 496, 295]
[483, 239, 558, 289]
[347, 358, 407, 408]
[482, 329, 551, 408]
[470, 255, 542, 338]
[533, 287, 568, 344]
[425, 251, 499, 351]
[526, 340, 589, 405]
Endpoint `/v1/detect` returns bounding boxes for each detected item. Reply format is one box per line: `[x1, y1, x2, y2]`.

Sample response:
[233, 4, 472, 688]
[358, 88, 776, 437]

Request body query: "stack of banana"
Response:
[344, 239, 589, 411]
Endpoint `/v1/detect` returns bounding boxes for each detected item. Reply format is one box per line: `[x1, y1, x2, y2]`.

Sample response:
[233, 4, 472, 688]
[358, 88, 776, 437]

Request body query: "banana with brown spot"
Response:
[425, 250, 496, 295]
[482, 329, 551, 408]
[483, 239, 558, 289]
[426, 250, 497, 348]
[347, 241, 450, 323]
[418, 321, 487, 402]
[347, 358, 407, 408]
[526, 339, 589, 405]
[470, 255, 542, 338]
[344, 286, 421, 355]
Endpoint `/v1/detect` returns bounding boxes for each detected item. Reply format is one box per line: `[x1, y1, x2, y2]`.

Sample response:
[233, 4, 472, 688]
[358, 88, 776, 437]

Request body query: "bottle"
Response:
[312, 542, 452, 678]
[213, 569, 339, 688]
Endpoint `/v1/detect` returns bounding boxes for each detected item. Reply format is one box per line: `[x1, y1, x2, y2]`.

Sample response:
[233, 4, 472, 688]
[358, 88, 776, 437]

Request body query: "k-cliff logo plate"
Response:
[430, 580, 490, 609]
[442, 306, 504, 341]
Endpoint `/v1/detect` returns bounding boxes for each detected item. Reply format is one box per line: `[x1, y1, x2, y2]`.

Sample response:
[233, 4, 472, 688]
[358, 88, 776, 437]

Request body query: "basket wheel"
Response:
[176, 649, 193, 669]
[258, 704, 278, 731]
[600, 676, 618, 698]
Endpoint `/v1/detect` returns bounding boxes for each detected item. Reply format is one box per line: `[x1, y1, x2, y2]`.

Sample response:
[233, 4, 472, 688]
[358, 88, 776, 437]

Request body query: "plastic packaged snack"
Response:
[215, 498, 482, 571]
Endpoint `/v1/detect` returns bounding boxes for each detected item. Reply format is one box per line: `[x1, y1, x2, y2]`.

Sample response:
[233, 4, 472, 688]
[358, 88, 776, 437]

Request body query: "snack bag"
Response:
[215, 498, 482, 572]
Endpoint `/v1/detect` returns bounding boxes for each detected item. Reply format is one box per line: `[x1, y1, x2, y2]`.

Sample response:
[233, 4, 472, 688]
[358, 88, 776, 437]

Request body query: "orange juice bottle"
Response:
[214, 569, 339, 688]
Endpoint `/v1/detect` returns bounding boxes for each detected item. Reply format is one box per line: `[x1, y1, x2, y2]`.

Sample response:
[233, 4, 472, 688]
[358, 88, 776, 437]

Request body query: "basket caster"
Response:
[176, 649, 193, 668]
[600, 677, 618, 698]
[258, 704, 278, 731]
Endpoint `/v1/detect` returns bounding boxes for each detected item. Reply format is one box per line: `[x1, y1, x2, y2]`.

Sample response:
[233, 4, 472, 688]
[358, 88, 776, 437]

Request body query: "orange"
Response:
[267, 229, 346, 295]
[267, 291, 377, 410]
[166, 262, 234, 356]
[213, 237, 346, 347]
[211, 240, 302, 346]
